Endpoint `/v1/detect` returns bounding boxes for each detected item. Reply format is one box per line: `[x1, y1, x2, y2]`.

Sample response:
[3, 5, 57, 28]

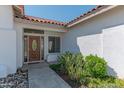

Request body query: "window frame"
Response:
[48, 36, 61, 53]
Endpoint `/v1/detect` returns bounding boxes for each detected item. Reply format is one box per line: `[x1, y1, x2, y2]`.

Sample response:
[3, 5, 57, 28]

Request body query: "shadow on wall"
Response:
[76, 41, 117, 77]
[107, 65, 117, 77]
[62, 18, 103, 54]
[76, 38, 117, 78]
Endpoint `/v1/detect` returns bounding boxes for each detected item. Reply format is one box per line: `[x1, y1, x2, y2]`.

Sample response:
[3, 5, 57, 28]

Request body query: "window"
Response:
[24, 28, 44, 34]
[48, 36, 60, 53]
[24, 36, 28, 62]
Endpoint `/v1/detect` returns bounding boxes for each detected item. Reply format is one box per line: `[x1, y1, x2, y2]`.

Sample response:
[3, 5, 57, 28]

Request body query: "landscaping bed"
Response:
[52, 70, 83, 88]
[0, 66, 28, 88]
[50, 51, 124, 88]
[50, 63, 124, 88]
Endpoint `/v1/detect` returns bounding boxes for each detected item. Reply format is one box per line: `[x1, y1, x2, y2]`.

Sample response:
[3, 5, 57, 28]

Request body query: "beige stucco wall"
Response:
[14, 21, 65, 68]
[62, 6, 124, 78]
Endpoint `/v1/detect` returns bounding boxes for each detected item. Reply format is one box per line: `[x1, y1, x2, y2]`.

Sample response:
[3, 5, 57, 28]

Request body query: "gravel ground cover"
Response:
[0, 66, 28, 88]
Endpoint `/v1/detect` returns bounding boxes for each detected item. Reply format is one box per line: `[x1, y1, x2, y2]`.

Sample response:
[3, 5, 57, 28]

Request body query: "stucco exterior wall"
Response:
[0, 6, 14, 29]
[103, 25, 124, 78]
[77, 34, 103, 57]
[0, 30, 16, 75]
[0, 6, 16, 77]
[14, 22, 65, 68]
[62, 6, 124, 78]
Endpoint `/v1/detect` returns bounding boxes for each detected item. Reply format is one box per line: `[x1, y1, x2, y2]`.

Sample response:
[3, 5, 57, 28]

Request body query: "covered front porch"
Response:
[14, 16, 67, 68]
[23, 28, 61, 64]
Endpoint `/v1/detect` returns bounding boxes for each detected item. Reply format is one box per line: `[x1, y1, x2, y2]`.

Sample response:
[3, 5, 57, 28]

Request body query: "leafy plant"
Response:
[57, 51, 73, 74]
[50, 51, 124, 88]
[49, 63, 62, 72]
[80, 76, 124, 88]
[83, 54, 107, 78]
[114, 79, 124, 88]
[67, 53, 84, 81]
[87, 77, 116, 88]
[58, 52, 85, 81]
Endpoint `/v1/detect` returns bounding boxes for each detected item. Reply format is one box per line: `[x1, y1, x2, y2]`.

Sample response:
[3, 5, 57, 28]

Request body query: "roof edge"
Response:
[66, 5, 118, 28]
[13, 5, 118, 28]
[14, 15, 66, 26]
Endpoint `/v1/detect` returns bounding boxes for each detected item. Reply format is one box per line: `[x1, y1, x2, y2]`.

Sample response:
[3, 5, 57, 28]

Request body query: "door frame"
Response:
[24, 33, 44, 64]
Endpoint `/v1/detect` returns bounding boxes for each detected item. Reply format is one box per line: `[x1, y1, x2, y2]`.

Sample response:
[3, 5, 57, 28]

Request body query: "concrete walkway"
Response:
[28, 62, 71, 88]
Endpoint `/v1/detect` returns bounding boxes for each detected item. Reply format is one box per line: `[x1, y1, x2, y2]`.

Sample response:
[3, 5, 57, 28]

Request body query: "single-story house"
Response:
[0, 5, 124, 79]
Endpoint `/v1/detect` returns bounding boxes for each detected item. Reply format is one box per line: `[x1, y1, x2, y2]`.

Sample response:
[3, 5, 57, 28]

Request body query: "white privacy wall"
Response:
[0, 6, 16, 77]
[0, 30, 16, 75]
[103, 25, 124, 78]
[62, 6, 124, 78]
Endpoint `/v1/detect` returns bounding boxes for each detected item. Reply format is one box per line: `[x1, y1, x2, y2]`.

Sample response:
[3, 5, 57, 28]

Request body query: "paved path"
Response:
[28, 62, 71, 88]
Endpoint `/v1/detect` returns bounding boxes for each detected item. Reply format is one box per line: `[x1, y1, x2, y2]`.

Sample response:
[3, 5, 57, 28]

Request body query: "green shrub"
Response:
[83, 54, 107, 78]
[58, 52, 85, 81]
[58, 51, 73, 73]
[114, 79, 124, 88]
[80, 76, 124, 88]
[51, 51, 124, 88]
[49, 63, 62, 72]
[67, 53, 84, 81]
[87, 77, 116, 88]
[58, 53, 107, 81]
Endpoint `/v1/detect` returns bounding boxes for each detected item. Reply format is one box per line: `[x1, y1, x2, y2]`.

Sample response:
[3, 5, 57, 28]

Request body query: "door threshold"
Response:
[24, 60, 44, 64]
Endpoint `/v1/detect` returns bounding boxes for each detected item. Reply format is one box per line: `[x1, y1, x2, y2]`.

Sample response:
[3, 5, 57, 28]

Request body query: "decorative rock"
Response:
[0, 66, 28, 88]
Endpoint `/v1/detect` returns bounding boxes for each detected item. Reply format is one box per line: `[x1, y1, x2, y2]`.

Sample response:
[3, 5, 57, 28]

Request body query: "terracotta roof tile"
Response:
[15, 15, 66, 26]
[14, 5, 108, 27]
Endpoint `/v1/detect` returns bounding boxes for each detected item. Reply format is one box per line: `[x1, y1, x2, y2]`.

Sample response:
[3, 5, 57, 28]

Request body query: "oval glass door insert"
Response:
[32, 40, 37, 51]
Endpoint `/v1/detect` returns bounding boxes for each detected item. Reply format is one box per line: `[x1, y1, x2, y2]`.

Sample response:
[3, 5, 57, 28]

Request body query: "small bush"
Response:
[80, 76, 124, 88]
[58, 52, 85, 81]
[50, 51, 124, 88]
[114, 79, 124, 88]
[57, 53, 107, 82]
[58, 51, 73, 74]
[67, 53, 84, 81]
[87, 77, 116, 88]
[49, 63, 62, 72]
[83, 54, 107, 78]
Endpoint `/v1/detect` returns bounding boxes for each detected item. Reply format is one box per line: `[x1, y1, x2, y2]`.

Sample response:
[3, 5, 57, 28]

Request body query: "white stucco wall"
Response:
[77, 34, 103, 57]
[62, 18, 104, 56]
[62, 6, 124, 78]
[0, 30, 16, 75]
[103, 25, 124, 78]
[0, 6, 14, 29]
[0, 6, 16, 77]
[14, 22, 65, 68]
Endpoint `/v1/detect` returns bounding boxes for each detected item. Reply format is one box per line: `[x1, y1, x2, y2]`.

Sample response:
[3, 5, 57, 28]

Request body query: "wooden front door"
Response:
[29, 36, 41, 62]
